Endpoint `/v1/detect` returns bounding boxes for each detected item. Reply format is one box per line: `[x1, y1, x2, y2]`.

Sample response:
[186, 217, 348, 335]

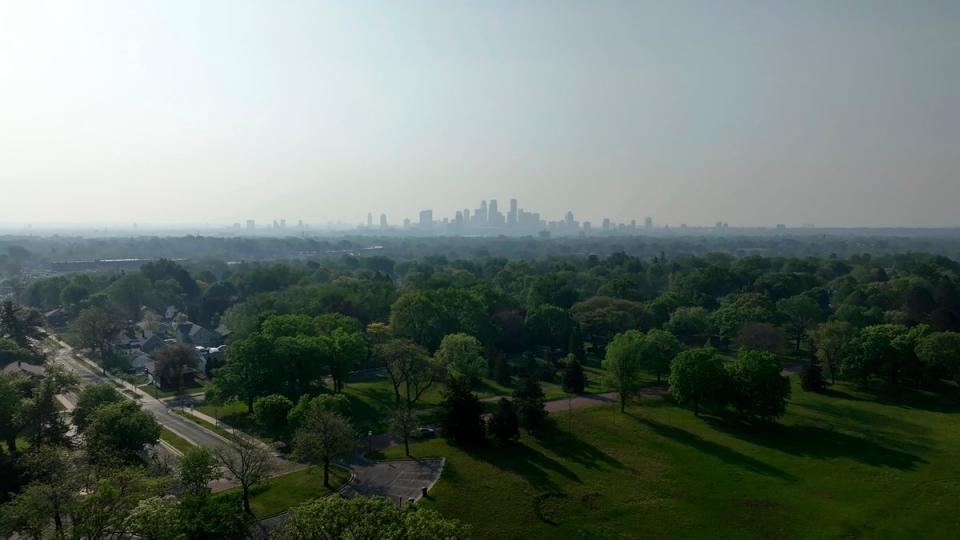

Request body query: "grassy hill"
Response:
[385, 377, 960, 539]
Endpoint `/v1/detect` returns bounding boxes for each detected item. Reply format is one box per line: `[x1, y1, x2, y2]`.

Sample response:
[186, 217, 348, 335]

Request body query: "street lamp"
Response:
[368, 430, 373, 454]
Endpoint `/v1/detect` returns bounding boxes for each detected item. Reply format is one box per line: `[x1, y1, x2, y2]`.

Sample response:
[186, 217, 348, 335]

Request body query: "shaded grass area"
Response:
[174, 410, 245, 445]
[160, 427, 195, 454]
[385, 378, 960, 540]
[220, 466, 350, 518]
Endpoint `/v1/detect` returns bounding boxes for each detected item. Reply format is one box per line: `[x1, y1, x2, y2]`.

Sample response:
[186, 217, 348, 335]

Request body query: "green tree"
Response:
[435, 333, 485, 387]
[602, 330, 645, 412]
[0, 337, 32, 367]
[292, 409, 356, 487]
[0, 373, 25, 452]
[390, 404, 417, 458]
[253, 394, 294, 433]
[21, 365, 77, 447]
[665, 307, 710, 345]
[328, 328, 366, 394]
[778, 294, 823, 353]
[513, 375, 547, 430]
[669, 348, 727, 416]
[210, 333, 273, 413]
[0, 300, 44, 353]
[85, 400, 162, 462]
[488, 397, 520, 444]
[273, 496, 470, 540]
[152, 344, 200, 397]
[177, 492, 253, 539]
[440, 377, 485, 447]
[801, 359, 827, 392]
[71, 383, 123, 433]
[916, 331, 960, 383]
[810, 321, 855, 384]
[73, 304, 125, 362]
[727, 349, 791, 422]
[561, 354, 586, 394]
[178, 447, 219, 496]
[570, 296, 647, 352]
[525, 304, 572, 349]
[124, 496, 184, 540]
[640, 329, 680, 383]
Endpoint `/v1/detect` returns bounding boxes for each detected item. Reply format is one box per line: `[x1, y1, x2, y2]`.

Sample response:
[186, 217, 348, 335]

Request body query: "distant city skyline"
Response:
[2, 2, 958, 227]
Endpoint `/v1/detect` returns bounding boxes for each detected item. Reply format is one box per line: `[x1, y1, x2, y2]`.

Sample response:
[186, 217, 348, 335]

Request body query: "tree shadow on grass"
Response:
[705, 418, 928, 471]
[463, 441, 582, 492]
[824, 382, 960, 415]
[639, 417, 794, 480]
[529, 423, 624, 472]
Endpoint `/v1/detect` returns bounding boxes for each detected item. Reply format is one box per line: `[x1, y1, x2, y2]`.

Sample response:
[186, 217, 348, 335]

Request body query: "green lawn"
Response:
[222, 466, 351, 518]
[384, 377, 960, 540]
[149, 378, 208, 399]
[160, 427, 195, 455]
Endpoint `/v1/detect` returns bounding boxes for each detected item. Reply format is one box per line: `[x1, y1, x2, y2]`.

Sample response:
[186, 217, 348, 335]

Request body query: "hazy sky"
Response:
[1, 1, 958, 227]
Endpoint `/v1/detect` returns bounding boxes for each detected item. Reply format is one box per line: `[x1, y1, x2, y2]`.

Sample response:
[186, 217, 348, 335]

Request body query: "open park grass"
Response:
[159, 427, 195, 455]
[221, 465, 351, 518]
[384, 377, 960, 540]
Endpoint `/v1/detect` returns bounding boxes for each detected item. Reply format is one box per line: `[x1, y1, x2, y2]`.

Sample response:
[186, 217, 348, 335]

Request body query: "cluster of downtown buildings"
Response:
[360, 198, 656, 237]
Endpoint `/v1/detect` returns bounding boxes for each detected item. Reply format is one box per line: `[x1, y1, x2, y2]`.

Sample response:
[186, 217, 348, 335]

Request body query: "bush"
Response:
[253, 394, 294, 432]
[488, 398, 520, 443]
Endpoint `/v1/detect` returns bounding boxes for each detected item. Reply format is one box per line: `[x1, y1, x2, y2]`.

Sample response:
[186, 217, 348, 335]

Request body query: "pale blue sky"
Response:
[1, 1, 957, 227]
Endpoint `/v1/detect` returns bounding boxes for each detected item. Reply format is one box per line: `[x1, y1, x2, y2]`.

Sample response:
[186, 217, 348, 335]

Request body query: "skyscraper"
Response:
[419, 209, 433, 228]
[367, 212, 373, 227]
[509, 198, 518, 226]
[246, 219, 255, 230]
[380, 214, 387, 228]
[644, 216, 653, 229]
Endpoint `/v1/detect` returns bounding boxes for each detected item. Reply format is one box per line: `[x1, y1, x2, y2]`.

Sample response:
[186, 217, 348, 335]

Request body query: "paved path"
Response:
[340, 457, 445, 504]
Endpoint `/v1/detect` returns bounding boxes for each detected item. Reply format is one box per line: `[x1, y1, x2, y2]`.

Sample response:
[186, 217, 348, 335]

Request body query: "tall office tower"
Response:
[367, 213, 373, 227]
[419, 209, 433, 228]
[509, 199, 518, 225]
[272, 220, 279, 229]
[463, 209, 470, 224]
[602, 218, 611, 231]
[644, 216, 653, 229]
[403, 217, 411, 228]
[630, 220, 637, 230]
[455, 211, 464, 226]
[583, 221, 592, 232]
[489, 199, 498, 220]
[297, 219, 304, 228]
[246, 219, 255, 230]
[478, 200, 488, 225]
[280, 219, 286, 228]
[380, 214, 387, 228]
[564, 210, 575, 228]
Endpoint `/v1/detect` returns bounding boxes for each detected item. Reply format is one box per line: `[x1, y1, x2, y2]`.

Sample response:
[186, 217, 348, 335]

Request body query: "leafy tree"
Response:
[669, 348, 727, 416]
[273, 496, 470, 540]
[845, 324, 909, 386]
[665, 306, 710, 345]
[488, 398, 520, 444]
[0, 373, 25, 453]
[570, 296, 647, 352]
[71, 383, 123, 433]
[0, 338, 32, 367]
[152, 344, 200, 396]
[178, 447, 219, 496]
[801, 359, 827, 392]
[734, 322, 786, 354]
[124, 495, 183, 540]
[435, 333, 485, 386]
[73, 304, 125, 361]
[778, 294, 823, 353]
[915, 331, 960, 383]
[561, 354, 586, 394]
[85, 400, 162, 462]
[439, 377, 485, 447]
[0, 300, 44, 353]
[390, 404, 418, 458]
[727, 349, 791, 422]
[640, 329, 680, 383]
[328, 328, 366, 393]
[525, 304, 572, 349]
[810, 321, 855, 384]
[493, 352, 512, 386]
[273, 334, 329, 398]
[292, 409, 356, 487]
[708, 293, 775, 343]
[253, 394, 294, 433]
[513, 375, 547, 430]
[210, 333, 273, 413]
[568, 322, 585, 360]
[374, 339, 440, 407]
[602, 330, 645, 412]
[177, 492, 254, 540]
[287, 394, 351, 431]
[20, 365, 77, 447]
[214, 439, 272, 515]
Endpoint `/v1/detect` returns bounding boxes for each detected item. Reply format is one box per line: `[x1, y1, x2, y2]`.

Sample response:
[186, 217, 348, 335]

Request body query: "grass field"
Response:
[221, 466, 351, 518]
[159, 427, 195, 454]
[383, 377, 960, 540]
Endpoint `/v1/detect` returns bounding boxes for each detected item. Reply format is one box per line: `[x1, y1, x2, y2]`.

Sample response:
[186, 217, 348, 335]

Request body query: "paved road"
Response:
[341, 457, 444, 503]
[48, 340, 230, 450]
